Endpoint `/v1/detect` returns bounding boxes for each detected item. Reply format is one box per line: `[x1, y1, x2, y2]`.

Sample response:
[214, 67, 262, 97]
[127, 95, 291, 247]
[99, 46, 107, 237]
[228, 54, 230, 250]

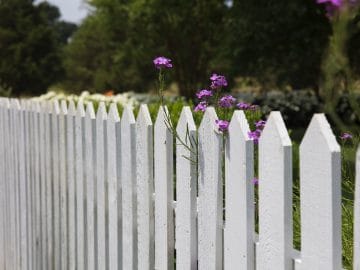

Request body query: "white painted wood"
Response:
[175, 106, 197, 270]
[45, 101, 54, 269]
[198, 107, 223, 270]
[106, 103, 120, 270]
[39, 102, 47, 270]
[14, 99, 21, 270]
[0, 100, 5, 270]
[51, 100, 61, 270]
[154, 106, 174, 270]
[85, 102, 96, 270]
[257, 111, 292, 270]
[3, 99, 13, 270]
[24, 101, 34, 270]
[59, 101, 68, 270]
[96, 102, 107, 270]
[136, 104, 155, 270]
[121, 106, 137, 270]
[298, 114, 342, 270]
[17, 100, 28, 270]
[67, 101, 76, 270]
[355, 146, 360, 270]
[224, 110, 255, 270]
[75, 101, 86, 270]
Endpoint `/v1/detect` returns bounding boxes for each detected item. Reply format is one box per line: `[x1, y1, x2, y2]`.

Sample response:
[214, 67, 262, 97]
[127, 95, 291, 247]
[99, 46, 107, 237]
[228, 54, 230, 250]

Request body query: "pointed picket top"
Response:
[354, 145, 360, 270]
[261, 111, 291, 146]
[68, 100, 76, 116]
[199, 106, 218, 132]
[137, 104, 152, 126]
[76, 100, 85, 117]
[257, 111, 293, 270]
[108, 103, 120, 122]
[228, 110, 251, 140]
[34, 101, 41, 113]
[122, 105, 136, 126]
[51, 99, 60, 114]
[96, 102, 107, 120]
[13, 99, 21, 110]
[155, 105, 170, 129]
[85, 102, 95, 119]
[298, 113, 341, 270]
[176, 106, 196, 135]
[60, 100, 68, 115]
[300, 113, 340, 152]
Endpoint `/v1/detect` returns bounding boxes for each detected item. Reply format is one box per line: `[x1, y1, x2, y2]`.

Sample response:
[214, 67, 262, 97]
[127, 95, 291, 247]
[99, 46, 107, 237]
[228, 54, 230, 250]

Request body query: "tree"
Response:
[0, 0, 76, 96]
[227, 0, 331, 90]
[64, 0, 229, 98]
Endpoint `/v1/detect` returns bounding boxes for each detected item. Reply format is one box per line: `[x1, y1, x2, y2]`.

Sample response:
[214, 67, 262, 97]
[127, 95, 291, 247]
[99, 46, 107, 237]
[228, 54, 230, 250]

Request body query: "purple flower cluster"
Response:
[194, 101, 207, 112]
[210, 74, 228, 90]
[252, 177, 259, 185]
[196, 89, 213, 99]
[215, 120, 229, 132]
[340, 132, 353, 140]
[219, 95, 236, 108]
[237, 102, 258, 111]
[194, 73, 260, 133]
[153, 56, 173, 69]
[248, 120, 267, 144]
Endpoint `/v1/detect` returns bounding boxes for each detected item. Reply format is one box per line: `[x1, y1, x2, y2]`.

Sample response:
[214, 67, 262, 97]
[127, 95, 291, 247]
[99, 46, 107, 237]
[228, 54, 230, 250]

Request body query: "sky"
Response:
[35, 0, 90, 23]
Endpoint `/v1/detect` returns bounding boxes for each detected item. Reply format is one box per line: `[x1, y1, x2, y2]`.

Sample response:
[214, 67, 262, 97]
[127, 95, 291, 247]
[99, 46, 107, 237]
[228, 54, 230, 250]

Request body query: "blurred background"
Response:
[0, 0, 360, 131]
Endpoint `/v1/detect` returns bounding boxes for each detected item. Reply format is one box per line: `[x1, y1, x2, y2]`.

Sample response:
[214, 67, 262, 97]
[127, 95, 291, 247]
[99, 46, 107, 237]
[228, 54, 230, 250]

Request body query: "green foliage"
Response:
[0, 0, 77, 96]
[64, 0, 228, 97]
[227, 0, 331, 89]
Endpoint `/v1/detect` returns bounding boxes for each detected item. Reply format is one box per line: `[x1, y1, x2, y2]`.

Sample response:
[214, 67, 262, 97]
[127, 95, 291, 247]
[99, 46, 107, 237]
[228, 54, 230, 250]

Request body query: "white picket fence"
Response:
[0, 98, 359, 270]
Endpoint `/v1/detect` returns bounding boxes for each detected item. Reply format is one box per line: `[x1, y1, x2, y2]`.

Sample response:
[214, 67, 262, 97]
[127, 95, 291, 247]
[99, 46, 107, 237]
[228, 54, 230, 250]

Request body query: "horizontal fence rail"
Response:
[0, 98, 359, 270]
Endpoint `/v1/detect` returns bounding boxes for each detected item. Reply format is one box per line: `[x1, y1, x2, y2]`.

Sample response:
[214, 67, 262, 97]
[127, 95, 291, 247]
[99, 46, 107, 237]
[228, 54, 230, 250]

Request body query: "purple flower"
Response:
[194, 101, 207, 112]
[210, 73, 228, 89]
[219, 95, 236, 108]
[196, 89, 213, 99]
[317, 0, 342, 6]
[153, 56, 173, 69]
[340, 132, 353, 140]
[215, 119, 229, 132]
[252, 177, 259, 185]
[249, 104, 259, 111]
[237, 102, 251, 110]
[255, 120, 266, 129]
[248, 129, 262, 144]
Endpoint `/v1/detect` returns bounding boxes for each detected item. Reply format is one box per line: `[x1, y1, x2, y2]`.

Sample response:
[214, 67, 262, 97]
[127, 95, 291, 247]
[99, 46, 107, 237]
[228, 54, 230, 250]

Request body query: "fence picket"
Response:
[59, 101, 68, 270]
[17, 100, 28, 270]
[355, 146, 360, 270]
[257, 111, 292, 270]
[154, 106, 174, 270]
[298, 114, 341, 270]
[22, 101, 33, 270]
[85, 102, 96, 270]
[224, 110, 254, 270]
[198, 107, 223, 270]
[106, 103, 120, 270]
[67, 101, 76, 270]
[96, 102, 107, 270]
[45, 101, 54, 269]
[175, 106, 197, 270]
[39, 101, 47, 270]
[75, 101, 86, 270]
[136, 104, 154, 270]
[0, 100, 5, 269]
[51, 100, 61, 270]
[121, 106, 137, 270]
